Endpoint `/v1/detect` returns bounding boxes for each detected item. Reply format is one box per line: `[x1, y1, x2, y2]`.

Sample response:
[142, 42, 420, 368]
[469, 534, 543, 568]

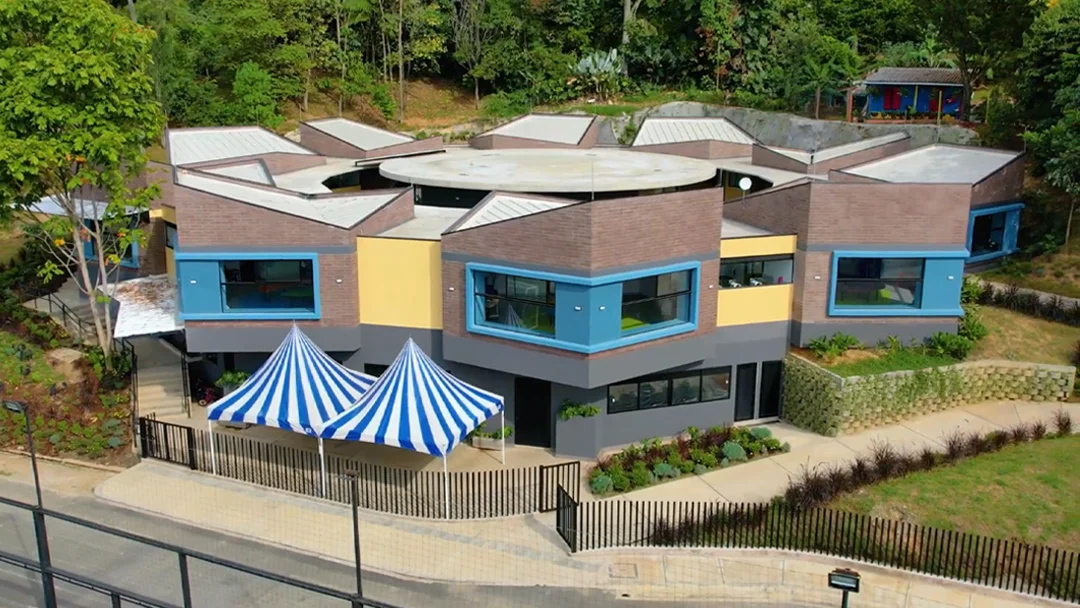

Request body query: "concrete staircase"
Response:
[22, 278, 104, 344]
[132, 337, 188, 420]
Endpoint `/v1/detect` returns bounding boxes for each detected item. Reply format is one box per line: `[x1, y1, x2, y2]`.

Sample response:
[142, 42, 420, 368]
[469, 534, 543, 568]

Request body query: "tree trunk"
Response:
[127, 0, 137, 22]
[303, 68, 310, 114]
[398, 0, 405, 120]
[1066, 198, 1076, 250]
[815, 87, 821, 120]
[336, 9, 344, 116]
[957, 55, 972, 122]
[72, 220, 112, 364]
[474, 78, 480, 109]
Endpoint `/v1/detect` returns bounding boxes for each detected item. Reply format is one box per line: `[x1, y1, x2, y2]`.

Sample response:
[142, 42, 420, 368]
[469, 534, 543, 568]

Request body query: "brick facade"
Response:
[971, 154, 1025, 207]
[351, 189, 415, 236]
[808, 138, 912, 174]
[469, 117, 600, 149]
[723, 181, 811, 241]
[298, 124, 444, 159]
[631, 141, 752, 159]
[806, 183, 971, 246]
[751, 146, 808, 173]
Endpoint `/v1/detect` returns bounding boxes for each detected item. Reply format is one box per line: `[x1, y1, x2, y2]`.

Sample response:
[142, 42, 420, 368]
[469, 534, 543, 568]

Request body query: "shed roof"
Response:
[482, 114, 595, 145]
[632, 117, 757, 147]
[167, 127, 314, 166]
[175, 170, 403, 228]
[765, 132, 909, 165]
[841, 144, 1021, 184]
[303, 118, 415, 150]
[204, 161, 275, 185]
[107, 275, 183, 339]
[449, 193, 571, 233]
[863, 67, 963, 86]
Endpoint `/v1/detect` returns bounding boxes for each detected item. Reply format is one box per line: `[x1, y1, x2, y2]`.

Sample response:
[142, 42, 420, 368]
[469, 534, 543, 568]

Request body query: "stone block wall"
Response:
[782, 354, 1076, 436]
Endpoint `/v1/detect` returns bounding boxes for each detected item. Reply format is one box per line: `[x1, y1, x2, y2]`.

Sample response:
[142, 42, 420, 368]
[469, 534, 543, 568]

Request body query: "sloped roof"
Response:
[106, 275, 183, 339]
[482, 114, 595, 145]
[175, 170, 403, 228]
[303, 118, 415, 150]
[709, 157, 827, 187]
[864, 67, 963, 86]
[166, 127, 314, 166]
[841, 144, 1021, 184]
[765, 132, 909, 165]
[448, 193, 571, 233]
[632, 117, 757, 146]
[204, 161, 275, 185]
[378, 207, 470, 240]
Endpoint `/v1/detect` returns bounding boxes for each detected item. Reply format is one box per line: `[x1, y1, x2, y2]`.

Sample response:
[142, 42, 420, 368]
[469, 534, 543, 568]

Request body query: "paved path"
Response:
[980, 279, 1080, 307]
[609, 400, 1080, 504]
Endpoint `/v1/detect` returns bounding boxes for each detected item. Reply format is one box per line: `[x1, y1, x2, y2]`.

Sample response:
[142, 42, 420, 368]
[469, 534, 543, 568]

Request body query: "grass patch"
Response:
[0, 224, 26, 265]
[824, 348, 956, 377]
[828, 435, 1080, 552]
[0, 331, 64, 387]
[972, 306, 1080, 366]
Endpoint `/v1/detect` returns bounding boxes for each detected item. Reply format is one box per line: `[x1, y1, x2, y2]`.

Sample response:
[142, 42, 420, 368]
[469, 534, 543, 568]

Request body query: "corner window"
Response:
[970, 212, 1006, 257]
[834, 257, 923, 308]
[620, 270, 692, 333]
[221, 259, 315, 312]
[474, 271, 555, 335]
[720, 255, 794, 289]
[607, 367, 732, 414]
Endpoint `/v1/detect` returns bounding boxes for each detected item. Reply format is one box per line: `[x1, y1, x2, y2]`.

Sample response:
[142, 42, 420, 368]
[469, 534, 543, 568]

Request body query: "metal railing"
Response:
[0, 493, 399, 608]
[138, 416, 581, 520]
[554, 490, 1080, 603]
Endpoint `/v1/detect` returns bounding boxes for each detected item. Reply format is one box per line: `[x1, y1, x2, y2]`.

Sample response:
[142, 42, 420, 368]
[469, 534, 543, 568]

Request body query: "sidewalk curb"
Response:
[1, 448, 128, 474]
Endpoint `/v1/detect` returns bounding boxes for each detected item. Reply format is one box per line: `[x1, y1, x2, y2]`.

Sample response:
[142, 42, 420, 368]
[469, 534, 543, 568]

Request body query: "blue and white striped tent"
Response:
[208, 325, 376, 434]
[320, 338, 504, 458]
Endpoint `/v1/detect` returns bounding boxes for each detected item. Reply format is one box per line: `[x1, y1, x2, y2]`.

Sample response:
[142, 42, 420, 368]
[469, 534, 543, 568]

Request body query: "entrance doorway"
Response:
[514, 377, 552, 448]
[735, 363, 757, 422]
[759, 360, 782, 418]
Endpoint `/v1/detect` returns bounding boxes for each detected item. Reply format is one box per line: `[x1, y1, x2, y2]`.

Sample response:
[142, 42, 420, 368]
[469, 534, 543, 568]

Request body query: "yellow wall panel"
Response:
[165, 248, 176, 280]
[719, 234, 797, 259]
[357, 237, 442, 329]
[716, 284, 793, 327]
[154, 206, 177, 223]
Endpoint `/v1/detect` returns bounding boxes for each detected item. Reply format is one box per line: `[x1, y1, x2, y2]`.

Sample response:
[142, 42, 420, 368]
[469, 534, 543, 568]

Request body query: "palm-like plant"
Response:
[803, 57, 838, 119]
[572, 49, 620, 100]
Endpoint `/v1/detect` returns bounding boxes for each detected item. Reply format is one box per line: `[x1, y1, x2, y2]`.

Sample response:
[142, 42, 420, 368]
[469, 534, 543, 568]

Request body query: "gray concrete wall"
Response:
[791, 319, 959, 347]
[625, 102, 978, 149]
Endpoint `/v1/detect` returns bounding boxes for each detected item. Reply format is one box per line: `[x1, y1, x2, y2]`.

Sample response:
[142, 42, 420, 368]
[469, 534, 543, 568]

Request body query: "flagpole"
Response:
[318, 437, 328, 498]
[207, 419, 217, 475]
[443, 456, 450, 520]
[500, 411, 506, 466]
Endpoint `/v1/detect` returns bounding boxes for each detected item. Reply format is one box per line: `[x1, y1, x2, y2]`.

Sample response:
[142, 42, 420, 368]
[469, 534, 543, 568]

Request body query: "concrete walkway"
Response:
[609, 400, 1080, 504]
[981, 279, 1080, 308]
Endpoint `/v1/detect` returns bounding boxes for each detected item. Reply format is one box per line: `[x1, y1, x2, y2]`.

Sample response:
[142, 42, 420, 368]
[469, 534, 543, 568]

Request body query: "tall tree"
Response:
[1017, 0, 1080, 129]
[917, 0, 1037, 120]
[0, 0, 166, 364]
[451, 0, 504, 107]
[698, 0, 736, 90]
[1025, 92, 1080, 247]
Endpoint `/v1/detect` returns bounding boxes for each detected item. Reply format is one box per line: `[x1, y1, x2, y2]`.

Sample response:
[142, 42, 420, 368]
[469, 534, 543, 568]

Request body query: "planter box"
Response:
[471, 436, 503, 450]
[555, 416, 599, 459]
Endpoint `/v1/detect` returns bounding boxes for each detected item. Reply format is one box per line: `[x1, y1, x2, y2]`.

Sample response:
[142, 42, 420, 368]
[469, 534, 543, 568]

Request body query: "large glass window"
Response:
[620, 270, 692, 333]
[474, 272, 555, 335]
[221, 259, 315, 311]
[720, 255, 794, 289]
[970, 212, 1006, 257]
[607, 367, 732, 414]
[165, 223, 178, 249]
[834, 257, 924, 308]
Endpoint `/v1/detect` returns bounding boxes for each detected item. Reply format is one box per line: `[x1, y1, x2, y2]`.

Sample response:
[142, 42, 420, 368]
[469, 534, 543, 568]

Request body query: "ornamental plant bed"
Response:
[588, 425, 791, 496]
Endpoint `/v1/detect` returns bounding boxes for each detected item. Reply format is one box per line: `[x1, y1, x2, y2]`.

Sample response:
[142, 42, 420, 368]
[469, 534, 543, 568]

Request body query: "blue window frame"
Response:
[82, 218, 140, 269]
[464, 261, 701, 354]
[967, 202, 1023, 264]
[175, 252, 321, 321]
[221, 259, 315, 313]
[827, 250, 966, 318]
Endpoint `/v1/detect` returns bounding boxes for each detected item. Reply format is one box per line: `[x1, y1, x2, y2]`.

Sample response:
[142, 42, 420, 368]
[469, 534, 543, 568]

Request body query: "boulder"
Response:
[45, 348, 86, 385]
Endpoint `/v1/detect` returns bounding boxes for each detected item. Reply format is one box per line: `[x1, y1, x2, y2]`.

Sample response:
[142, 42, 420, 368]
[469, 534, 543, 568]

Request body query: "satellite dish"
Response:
[738, 177, 753, 191]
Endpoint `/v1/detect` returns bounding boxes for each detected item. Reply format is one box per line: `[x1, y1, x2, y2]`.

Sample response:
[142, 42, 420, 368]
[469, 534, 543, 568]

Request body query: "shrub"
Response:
[927, 332, 974, 360]
[629, 461, 653, 488]
[918, 446, 938, 470]
[589, 474, 614, 495]
[608, 467, 630, 492]
[763, 437, 782, 451]
[849, 457, 876, 485]
[958, 305, 989, 342]
[1008, 423, 1030, 444]
[966, 432, 991, 456]
[1053, 409, 1073, 437]
[943, 431, 967, 461]
[1031, 421, 1048, 440]
[808, 332, 861, 360]
[987, 430, 1010, 451]
[689, 448, 718, 468]
[745, 440, 763, 455]
[825, 464, 853, 496]
[720, 457, 730, 468]
[693, 463, 708, 476]
[558, 399, 600, 421]
[653, 462, 679, 479]
[871, 442, 902, 479]
[721, 441, 747, 463]
[749, 426, 772, 440]
[781, 442, 791, 453]
[668, 453, 695, 474]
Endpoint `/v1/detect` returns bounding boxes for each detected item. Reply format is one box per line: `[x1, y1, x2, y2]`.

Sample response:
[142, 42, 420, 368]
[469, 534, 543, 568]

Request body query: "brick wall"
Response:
[751, 145, 809, 173]
[825, 171, 883, 184]
[631, 141, 751, 159]
[806, 183, 970, 246]
[808, 138, 912, 175]
[579, 119, 601, 148]
[442, 203, 595, 270]
[139, 219, 167, 276]
[723, 181, 812, 243]
[971, 154, 1025, 206]
[470, 134, 592, 149]
[351, 189, 414, 236]
[299, 125, 444, 159]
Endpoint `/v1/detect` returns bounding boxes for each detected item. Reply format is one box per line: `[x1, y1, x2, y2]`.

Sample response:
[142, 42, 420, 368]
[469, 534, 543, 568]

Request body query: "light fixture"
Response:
[828, 568, 860, 608]
[448, 287, 455, 292]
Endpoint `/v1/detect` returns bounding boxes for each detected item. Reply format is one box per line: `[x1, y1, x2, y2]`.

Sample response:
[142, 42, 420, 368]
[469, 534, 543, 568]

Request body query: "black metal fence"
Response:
[554, 492, 1080, 603]
[138, 416, 581, 520]
[0, 493, 398, 608]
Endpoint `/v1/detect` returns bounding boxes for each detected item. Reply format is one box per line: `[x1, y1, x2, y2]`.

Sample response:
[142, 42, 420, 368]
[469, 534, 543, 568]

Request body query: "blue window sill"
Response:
[180, 310, 320, 321]
[828, 306, 964, 318]
[967, 248, 1017, 264]
[467, 321, 697, 354]
[620, 318, 688, 338]
[474, 320, 556, 340]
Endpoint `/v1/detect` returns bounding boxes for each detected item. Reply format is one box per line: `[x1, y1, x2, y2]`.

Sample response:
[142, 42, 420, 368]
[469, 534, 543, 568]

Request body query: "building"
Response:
[862, 67, 964, 118]
[122, 115, 1024, 459]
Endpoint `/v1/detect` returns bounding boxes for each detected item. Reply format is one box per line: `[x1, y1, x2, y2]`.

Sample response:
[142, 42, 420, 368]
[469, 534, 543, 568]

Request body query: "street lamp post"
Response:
[345, 469, 364, 607]
[4, 400, 58, 608]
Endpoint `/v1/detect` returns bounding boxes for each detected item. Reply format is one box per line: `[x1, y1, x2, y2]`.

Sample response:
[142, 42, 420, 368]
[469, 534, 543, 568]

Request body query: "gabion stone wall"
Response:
[782, 355, 1076, 436]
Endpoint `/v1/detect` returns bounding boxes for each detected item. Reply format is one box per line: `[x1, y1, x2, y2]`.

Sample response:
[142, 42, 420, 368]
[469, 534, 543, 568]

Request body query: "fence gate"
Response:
[138, 416, 197, 470]
[555, 485, 578, 552]
[538, 461, 580, 512]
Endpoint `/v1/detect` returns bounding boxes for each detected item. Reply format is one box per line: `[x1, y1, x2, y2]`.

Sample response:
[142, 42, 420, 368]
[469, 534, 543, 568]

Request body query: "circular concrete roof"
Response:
[379, 149, 717, 193]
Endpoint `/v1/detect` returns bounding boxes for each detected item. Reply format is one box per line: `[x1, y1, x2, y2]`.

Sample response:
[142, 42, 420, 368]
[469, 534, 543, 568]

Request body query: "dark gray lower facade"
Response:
[184, 320, 791, 458]
[791, 319, 959, 348]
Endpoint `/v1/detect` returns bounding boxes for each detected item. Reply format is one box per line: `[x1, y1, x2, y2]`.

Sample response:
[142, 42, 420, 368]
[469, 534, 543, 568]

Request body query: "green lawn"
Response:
[829, 436, 1080, 551]
[824, 348, 957, 377]
[972, 305, 1080, 366]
